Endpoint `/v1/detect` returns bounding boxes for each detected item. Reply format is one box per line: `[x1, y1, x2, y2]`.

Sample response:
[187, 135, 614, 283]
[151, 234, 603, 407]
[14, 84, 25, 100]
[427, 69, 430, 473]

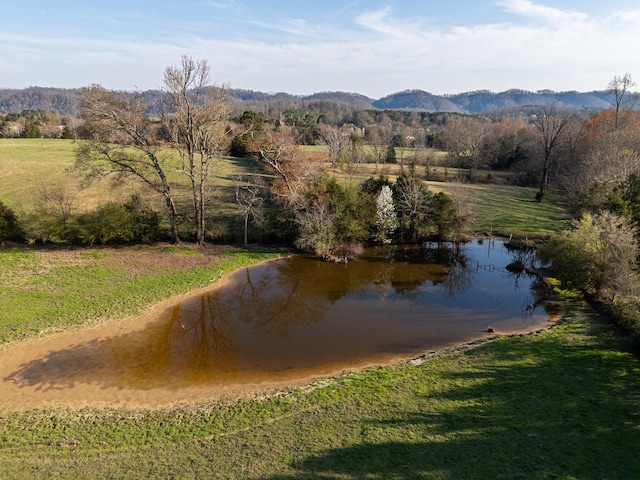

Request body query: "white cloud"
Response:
[497, 0, 589, 25]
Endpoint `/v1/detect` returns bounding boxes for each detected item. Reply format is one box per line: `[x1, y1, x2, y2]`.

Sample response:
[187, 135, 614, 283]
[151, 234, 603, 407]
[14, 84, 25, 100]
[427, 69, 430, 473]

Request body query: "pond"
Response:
[8, 240, 559, 393]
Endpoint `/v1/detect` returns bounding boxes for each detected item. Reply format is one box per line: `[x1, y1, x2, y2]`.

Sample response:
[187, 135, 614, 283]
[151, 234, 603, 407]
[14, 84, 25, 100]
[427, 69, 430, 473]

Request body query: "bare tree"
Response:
[607, 73, 637, 129]
[367, 123, 394, 173]
[532, 104, 575, 201]
[163, 55, 229, 244]
[294, 198, 337, 256]
[317, 124, 350, 169]
[235, 175, 266, 245]
[440, 115, 492, 180]
[393, 174, 432, 242]
[75, 85, 181, 243]
[253, 127, 322, 211]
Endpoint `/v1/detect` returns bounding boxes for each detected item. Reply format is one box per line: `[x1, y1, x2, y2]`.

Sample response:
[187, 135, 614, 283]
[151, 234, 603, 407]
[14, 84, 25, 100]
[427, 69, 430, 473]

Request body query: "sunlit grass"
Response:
[0, 140, 636, 479]
[0, 246, 283, 344]
[434, 183, 572, 238]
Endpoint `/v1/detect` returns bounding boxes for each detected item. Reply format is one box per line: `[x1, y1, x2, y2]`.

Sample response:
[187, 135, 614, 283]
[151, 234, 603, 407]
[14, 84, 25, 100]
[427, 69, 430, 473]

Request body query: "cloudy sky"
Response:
[2, 0, 639, 98]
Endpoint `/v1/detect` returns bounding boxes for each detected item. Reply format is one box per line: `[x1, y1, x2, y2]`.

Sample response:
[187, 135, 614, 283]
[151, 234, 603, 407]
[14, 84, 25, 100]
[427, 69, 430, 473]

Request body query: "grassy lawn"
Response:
[0, 139, 638, 479]
[0, 138, 256, 222]
[435, 183, 572, 238]
[0, 245, 283, 345]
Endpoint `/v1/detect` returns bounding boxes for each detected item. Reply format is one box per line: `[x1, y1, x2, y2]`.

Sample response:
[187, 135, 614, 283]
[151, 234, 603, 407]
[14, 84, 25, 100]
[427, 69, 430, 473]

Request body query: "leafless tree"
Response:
[393, 174, 431, 242]
[440, 115, 492, 180]
[446, 182, 475, 241]
[367, 123, 395, 173]
[317, 124, 350, 169]
[607, 73, 637, 129]
[294, 198, 337, 255]
[532, 104, 576, 201]
[235, 175, 266, 245]
[253, 127, 322, 211]
[75, 85, 181, 243]
[163, 55, 229, 244]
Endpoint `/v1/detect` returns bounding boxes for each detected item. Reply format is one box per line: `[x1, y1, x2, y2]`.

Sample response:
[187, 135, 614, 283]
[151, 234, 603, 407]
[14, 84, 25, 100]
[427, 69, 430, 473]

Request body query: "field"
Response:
[0, 139, 638, 479]
[0, 139, 257, 240]
[0, 139, 570, 240]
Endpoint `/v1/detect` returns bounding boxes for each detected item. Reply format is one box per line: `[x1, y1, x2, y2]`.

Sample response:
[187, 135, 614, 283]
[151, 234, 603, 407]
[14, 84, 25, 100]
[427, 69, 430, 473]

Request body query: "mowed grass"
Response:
[435, 183, 572, 238]
[0, 245, 283, 345]
[0, 138, 257, 220]
[1, 309, 639, 479]
[1, 139, 570, 239]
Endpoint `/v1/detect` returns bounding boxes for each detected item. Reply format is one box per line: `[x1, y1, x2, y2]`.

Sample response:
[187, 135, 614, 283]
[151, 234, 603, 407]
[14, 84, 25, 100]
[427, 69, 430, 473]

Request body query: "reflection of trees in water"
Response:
[432, 243, 476, 299]
[233, 264, 330, 342]
[366, 244, 456, 297]
[8, 241, 553, 392]
[163, 294, 239, 380]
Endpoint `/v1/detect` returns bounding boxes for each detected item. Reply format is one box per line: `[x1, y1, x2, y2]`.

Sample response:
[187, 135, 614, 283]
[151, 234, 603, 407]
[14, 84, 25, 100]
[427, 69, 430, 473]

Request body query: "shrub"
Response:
[538, 211, 639, 299]
[0, 200, 21, 242]
[80, 195, 161, 245]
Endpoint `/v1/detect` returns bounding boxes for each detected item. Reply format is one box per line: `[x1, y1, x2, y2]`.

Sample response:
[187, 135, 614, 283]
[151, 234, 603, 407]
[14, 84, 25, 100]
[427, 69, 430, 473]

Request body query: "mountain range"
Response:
[0, 86, 615, 117]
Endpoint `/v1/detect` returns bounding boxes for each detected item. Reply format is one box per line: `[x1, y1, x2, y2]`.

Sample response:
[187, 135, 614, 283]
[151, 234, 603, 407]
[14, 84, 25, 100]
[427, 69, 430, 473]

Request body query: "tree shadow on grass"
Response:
[267, 319, 640, 479]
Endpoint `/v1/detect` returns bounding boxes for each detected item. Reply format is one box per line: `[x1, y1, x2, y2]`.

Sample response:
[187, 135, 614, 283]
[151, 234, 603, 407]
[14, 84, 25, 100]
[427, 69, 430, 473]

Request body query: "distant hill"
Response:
[0, 86, 616, 116]
[0, 87, 79, 116]
[373, 90, 463, 112]
[446, 89, 612, 114]
[305, 91, 374, 107]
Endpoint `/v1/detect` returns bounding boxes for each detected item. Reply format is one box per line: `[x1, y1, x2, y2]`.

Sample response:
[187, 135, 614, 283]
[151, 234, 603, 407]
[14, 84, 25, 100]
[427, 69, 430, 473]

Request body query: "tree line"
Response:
[0, 56, 478, 253]
[2, 64, 640, 267]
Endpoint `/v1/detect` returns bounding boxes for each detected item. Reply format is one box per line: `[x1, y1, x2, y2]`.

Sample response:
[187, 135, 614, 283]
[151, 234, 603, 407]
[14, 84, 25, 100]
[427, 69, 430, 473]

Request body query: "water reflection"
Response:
[8, 241, 559, 392]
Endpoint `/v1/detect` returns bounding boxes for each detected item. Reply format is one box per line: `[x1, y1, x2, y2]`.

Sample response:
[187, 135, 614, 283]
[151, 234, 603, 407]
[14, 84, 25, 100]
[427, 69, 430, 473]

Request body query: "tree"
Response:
[252, 127, 322, 211]
[482, 118, 534, 170]
[163, 55, 229, 244]
[393, 173, 432, 242]
[235, 175, 266, 245]
[0, 200, 20, 243]
[538, 212, 639, 300]
[294, 197, 337, 256]
[317, 124, 350, 169]
[375, 185, 397, 243]
[532, 103, 575, 201]
[27, 182, 80, 243]
[230, 110, 272, 157]
[75, 85, 181, 243]
[607, 73, 637, 130]
[561, 109, 640, 206]
[440, 115, 492, 180]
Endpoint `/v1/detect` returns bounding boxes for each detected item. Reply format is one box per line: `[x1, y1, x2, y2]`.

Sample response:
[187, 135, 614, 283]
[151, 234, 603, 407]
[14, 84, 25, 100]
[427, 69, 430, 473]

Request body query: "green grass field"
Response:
[0, 139, 638, 479]
[0, 138, 256, 218]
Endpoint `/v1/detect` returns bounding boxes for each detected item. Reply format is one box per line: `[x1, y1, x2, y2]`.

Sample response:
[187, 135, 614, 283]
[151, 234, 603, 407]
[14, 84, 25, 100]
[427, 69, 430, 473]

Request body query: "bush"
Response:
[0, 200, 21, 242]
[80, 195, 161, 245]
[538, 212, 639, 299]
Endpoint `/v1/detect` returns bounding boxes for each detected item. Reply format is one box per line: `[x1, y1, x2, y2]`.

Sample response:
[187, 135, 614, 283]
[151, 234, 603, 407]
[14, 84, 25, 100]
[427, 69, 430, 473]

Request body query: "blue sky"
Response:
[2, 0, 640, 97]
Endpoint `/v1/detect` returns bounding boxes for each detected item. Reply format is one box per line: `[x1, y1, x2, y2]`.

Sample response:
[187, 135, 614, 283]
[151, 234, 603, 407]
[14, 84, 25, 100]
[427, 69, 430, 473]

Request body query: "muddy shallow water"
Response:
[1, 240, 559, 409]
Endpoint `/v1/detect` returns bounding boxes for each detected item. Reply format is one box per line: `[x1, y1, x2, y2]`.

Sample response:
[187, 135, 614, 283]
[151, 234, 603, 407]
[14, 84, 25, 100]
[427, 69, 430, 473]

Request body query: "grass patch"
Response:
[434, 183, 572, 238]
[0, 245, 283, 344]
[0, 308, 638, 479]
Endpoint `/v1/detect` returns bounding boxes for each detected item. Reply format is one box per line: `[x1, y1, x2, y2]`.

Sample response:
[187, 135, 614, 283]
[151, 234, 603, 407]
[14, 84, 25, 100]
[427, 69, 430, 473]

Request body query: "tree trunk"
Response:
[164, 193, 180, 244]
[244, 213, 249, 245]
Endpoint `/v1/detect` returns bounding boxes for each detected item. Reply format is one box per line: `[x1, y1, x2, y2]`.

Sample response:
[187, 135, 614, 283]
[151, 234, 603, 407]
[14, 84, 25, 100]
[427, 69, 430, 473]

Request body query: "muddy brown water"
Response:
[2, 240, 559, 409]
